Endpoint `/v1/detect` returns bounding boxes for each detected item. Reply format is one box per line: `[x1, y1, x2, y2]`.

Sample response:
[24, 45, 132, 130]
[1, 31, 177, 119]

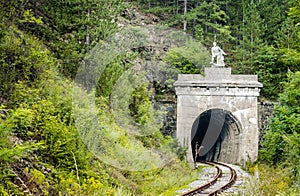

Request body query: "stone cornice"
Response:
[174, 67, 263, 96]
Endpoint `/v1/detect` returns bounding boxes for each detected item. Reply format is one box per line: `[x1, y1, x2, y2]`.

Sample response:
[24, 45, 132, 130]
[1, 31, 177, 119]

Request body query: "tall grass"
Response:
[244, 164, 300, 196]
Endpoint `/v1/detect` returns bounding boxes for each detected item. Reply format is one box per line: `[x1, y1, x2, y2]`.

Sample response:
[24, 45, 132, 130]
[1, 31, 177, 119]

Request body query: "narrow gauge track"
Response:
[180, 161, 237, 196]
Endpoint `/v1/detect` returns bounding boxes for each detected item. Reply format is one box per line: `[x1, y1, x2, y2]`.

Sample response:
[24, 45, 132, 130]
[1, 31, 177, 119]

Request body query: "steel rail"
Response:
[180, 161, 237, 196]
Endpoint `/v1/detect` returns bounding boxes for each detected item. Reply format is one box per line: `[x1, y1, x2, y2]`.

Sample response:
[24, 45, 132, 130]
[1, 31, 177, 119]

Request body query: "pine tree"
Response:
[258, 0, 292, 45]
[13, 0, 125, 78]
[231, 0, 264, 73]
[184, 1, 232, 44]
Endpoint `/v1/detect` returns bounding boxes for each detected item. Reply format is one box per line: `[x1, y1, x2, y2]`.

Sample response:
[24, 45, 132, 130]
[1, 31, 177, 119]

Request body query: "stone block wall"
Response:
[174, 67, 263, 165]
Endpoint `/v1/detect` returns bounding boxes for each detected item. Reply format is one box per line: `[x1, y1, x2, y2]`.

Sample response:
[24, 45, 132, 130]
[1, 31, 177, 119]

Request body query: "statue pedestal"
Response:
[174, 66, 263, 166]
[204, 67, 231, 79]
[210, 62, 225, 68]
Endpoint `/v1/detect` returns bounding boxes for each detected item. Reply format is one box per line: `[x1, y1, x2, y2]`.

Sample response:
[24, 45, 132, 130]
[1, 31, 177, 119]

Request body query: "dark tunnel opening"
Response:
[191, 109, 241, 163]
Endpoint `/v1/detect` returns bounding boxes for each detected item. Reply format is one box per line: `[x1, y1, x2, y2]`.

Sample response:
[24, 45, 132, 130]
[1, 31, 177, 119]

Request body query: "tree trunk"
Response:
[85, 8, 90, 46]
[183, 0, 187, 31]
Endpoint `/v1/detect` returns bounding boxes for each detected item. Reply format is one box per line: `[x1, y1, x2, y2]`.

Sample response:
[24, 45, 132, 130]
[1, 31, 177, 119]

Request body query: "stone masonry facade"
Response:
[174, 67, 263, 165]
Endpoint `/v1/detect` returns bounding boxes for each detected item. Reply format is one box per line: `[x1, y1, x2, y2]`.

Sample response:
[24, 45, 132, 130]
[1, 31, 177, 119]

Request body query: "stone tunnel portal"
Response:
[174, 67, 263, 165]
[191, 109, 242, 163]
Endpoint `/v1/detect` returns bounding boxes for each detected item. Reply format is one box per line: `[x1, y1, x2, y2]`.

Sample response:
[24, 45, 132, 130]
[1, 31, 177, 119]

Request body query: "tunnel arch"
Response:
[191, 108, 242, 163]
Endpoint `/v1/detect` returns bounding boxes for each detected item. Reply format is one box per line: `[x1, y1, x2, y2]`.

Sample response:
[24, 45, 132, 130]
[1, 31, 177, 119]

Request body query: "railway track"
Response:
[179, 161, 237, 196]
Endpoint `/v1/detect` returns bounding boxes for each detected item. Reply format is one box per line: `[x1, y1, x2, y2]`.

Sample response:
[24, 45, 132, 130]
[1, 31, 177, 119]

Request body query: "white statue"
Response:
[211, 41, 226, 67]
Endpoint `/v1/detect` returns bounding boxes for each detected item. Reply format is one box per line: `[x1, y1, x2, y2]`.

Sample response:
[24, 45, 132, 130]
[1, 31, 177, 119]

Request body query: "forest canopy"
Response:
[0, 0, 299, 195]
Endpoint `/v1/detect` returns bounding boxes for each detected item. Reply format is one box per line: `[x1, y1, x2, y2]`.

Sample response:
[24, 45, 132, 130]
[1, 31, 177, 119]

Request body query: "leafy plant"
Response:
[259, 71, 300, 191]
[164, 40, 210, 74]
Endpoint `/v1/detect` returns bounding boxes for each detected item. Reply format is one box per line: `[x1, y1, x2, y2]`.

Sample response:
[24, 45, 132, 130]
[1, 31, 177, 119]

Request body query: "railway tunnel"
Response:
[174, 67, 262, 165]
[191, 109, 242, 163]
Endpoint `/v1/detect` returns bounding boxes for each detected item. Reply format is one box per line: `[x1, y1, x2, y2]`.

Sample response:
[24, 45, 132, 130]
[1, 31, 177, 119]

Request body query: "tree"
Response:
[286, 0, 300, 36]
[10, 0, 126, 78]
[184, 1, 232, 44]
[230, 0, 264, 74]
[260, 71, 300, 171]
[258, 0, 292, 45]
[164, 40, 210, 74]
[183, 0, 188, 31]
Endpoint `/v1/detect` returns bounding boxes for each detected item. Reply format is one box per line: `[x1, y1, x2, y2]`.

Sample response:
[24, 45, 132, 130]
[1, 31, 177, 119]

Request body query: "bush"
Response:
[259, 71, 300, 192]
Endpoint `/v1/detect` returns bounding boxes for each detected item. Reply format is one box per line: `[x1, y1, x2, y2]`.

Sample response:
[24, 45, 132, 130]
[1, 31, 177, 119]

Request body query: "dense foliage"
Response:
[1, 0, 300, 195]
[136, 0, 300, 99]
[244, 71, 300, 195]
[259, 71, 300, 193]
[136, 0, 300, 194]
[0, 0, 196, 195]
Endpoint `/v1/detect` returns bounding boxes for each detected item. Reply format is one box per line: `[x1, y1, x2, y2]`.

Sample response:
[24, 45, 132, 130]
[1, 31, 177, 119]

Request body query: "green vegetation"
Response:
[136, 1, 300, 194]
[0, 27, 196, 195]
[1, 0, 300, 195]
[0, 0, 197, 195]
[257, 71, 300, 194]
[245, 164, 299, 195]
[137, 0, 300, 99]
[164, 40, 210, 74]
